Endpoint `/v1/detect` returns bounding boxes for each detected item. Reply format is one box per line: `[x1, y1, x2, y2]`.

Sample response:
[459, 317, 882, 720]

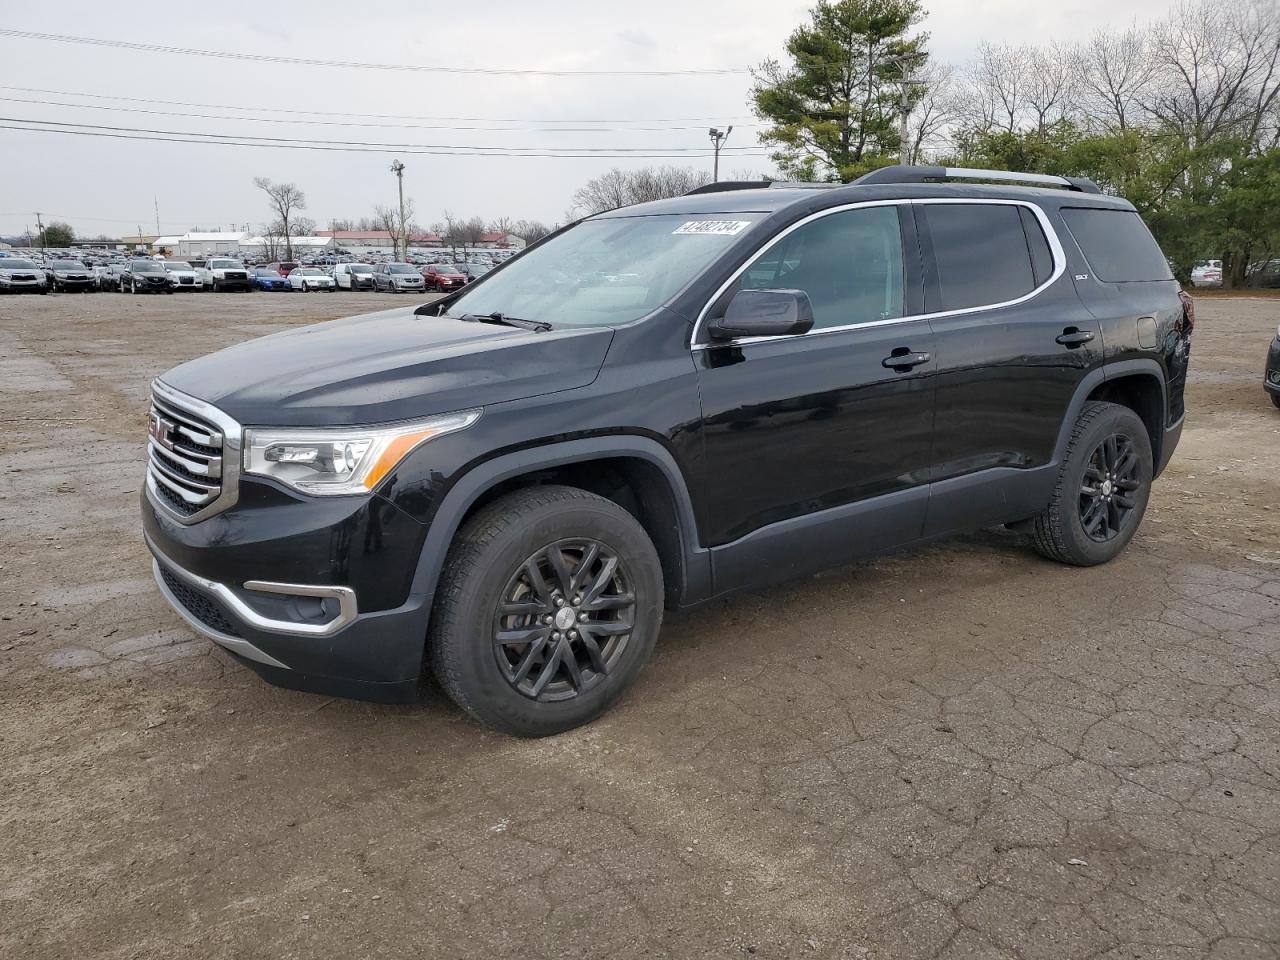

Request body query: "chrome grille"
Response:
[145, 382, 240, 524]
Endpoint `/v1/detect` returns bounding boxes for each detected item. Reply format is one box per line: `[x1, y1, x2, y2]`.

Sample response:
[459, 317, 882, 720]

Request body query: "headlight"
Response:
[243, 409, 480, 496]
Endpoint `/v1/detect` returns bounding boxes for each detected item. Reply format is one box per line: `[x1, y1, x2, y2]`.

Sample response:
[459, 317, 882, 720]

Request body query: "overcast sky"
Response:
[0, 0, 1173, 239]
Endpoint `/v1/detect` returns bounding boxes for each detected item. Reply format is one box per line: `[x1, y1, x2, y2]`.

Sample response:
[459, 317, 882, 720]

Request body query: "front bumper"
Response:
[142, 477, 433, 700]
[0, 278, 45, 291]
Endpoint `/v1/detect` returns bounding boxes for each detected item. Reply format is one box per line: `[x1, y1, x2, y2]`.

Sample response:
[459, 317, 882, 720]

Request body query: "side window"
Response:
[726, 205, 904, 331]
[923, 203, 1039, 311]
[1060, 207, 1174, 282]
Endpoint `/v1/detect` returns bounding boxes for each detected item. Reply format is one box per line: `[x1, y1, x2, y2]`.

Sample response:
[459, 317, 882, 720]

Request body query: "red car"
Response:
[422, 262, 467, 292]
[268, 260, 300, 277]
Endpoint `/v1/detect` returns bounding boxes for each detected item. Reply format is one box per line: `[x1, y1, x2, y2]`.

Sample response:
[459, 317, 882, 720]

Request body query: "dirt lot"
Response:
[2, 289, 1279, 960]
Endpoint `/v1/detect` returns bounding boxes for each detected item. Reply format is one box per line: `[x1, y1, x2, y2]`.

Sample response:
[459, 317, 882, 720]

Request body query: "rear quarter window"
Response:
[922, 203, 1039, 312]
[1060, 208, 1173, 283]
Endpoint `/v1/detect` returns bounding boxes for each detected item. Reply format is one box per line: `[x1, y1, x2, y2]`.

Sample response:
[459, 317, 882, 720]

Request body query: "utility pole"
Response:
[34, 212, 45, 256]
[390, 158, 406, 260]
[154, 196, 161, 235]
[708, 126, 732, 182]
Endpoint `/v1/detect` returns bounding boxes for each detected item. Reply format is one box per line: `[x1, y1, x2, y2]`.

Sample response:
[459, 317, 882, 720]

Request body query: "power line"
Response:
[0, 29, 748, 77]
[0, 85, 760, 125]
[0, 116, 769, 154]
[0, 94, 764, 134]
[0, 119, 773, 158]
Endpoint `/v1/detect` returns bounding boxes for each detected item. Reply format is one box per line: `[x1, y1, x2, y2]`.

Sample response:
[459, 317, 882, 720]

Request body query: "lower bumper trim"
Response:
[151, 559, 290, 669]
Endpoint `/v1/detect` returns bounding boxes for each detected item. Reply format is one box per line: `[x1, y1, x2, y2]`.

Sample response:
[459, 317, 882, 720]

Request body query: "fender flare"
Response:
[406, 436, 712, 622]
[1051, 358, 1168, 465]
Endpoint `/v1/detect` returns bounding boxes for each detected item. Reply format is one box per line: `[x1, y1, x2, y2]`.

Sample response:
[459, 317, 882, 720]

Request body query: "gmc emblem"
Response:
[148, 411, 177, 450]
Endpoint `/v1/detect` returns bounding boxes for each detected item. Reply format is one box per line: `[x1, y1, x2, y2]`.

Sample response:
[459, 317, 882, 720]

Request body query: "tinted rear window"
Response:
[1060, 208, 1173, 282]
[923, 203, 1037, 311]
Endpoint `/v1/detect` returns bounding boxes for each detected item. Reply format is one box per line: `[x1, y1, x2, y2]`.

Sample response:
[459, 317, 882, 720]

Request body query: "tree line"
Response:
[745, 0, 1280, 284]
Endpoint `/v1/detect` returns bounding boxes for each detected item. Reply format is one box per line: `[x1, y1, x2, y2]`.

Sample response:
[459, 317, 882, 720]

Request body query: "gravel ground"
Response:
[1, 289, 1278, 960]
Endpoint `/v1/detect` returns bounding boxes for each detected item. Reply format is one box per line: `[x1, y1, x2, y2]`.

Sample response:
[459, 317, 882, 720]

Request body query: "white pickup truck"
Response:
[187, 256, 252, 292]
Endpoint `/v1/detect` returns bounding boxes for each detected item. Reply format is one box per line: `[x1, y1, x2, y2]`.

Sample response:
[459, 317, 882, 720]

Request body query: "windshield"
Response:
[430, 263, 460, 273]
[1, 259, 37, 270]
[54, 261, 87, 271]
[349, 264, 372, 273]
[387, 263, 418, 274]
[210, 259, 243, 269]
[132, 261, 165, 273]
[253, 268, 277, 277]
[444, 214, 760, 328]
[165, 261, 193, 271]
[296, 269, 324, 276]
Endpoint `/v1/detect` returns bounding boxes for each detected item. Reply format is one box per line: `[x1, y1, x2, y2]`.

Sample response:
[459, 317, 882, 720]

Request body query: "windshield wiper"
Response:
[459, 312, 552, 333]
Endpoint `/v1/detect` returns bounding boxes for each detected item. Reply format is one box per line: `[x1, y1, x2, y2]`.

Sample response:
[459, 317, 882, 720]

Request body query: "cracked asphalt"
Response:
[1, 290, 1278, 959]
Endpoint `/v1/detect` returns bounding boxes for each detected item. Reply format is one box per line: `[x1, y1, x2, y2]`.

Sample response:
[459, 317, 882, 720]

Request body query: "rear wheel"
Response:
[1032, 401, 1153, 566]
[430, 485, 663, 737]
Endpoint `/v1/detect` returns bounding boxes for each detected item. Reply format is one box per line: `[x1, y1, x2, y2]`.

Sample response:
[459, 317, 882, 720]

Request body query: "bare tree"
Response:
[1025, 44, 1077, 133]
[1075, 25, 1156, 132]
[488, 216, 515, 236]
[259, 222, 283, 262]
[510, 219, 553, 244]
[1144, 0, 1280, 148]
[375, 198, 416, 261]
[966, 42, 1030, 133]
[572, 166, 712, 215]
[253, 178, 306, 261]
[904, 61, 962, 163]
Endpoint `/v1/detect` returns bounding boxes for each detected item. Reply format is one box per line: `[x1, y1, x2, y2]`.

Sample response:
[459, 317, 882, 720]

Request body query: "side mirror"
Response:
[707, 288, 814, 340]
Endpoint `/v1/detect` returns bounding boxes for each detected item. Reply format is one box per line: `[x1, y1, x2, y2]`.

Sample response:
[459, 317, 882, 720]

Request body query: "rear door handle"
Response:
[882, 348, 932, 372]
[1056, 328, 1095, 348]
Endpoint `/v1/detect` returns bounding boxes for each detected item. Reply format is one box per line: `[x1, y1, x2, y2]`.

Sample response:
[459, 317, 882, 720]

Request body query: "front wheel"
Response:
[1032, 401, 1153, 566]
[1271, 392, 1280, 410]
[429, 485, 664, 737]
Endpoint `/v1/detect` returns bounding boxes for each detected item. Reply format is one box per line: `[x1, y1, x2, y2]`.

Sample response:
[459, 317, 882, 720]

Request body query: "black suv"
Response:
[141, 166, 1191, 736]
[120, 259, 173, 294]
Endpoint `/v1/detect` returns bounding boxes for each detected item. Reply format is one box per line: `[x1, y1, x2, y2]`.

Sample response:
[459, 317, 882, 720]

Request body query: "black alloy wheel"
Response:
[1078, 433, 1142, 542]
[493, 539, 637, 702]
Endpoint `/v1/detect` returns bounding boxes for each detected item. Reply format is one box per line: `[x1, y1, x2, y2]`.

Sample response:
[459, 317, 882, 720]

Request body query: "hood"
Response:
[161, 305, 615, 427]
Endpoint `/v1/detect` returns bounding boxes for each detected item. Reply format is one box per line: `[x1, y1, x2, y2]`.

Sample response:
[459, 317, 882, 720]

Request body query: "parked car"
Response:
[269, 260, 300, 277]
[120, 259, 173, 294]
[332, 262, 375, 290]
[206, 257, 252, 292]
[46, 259, 96, 293]
[251, 267, 290, 291]
[1250, 259, 1280, 288]
[0, 257, 48, 294]
[141, 165, 1190, 736]
[163, 261, 204, 292]
[1190, 260, 1222, 287]
[287, 267, 335, 292]
[1266, 325, 1280, 409]
[421, 262, 466, 292]
[98, 263, 128, 291]
[375, 262, 427, 293]
[458, 262, 492, 284]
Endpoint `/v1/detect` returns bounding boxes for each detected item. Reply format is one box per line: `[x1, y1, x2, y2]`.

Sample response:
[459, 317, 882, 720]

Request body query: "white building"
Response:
[178, 232, 250, 256]
[239, 235, 336, 258]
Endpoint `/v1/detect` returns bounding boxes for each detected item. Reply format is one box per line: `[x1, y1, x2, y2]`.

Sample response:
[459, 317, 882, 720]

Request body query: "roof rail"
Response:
[685, 180, 771, 196]
[852, 164, 1102, 194]
[766, 181, 841, 190]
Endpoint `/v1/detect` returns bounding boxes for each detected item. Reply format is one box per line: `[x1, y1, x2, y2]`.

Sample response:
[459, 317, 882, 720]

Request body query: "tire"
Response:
[1271, 392, 1280, 410]
[212, 281, 221, 293]
[429, 485, 664, 737]
[1032, 401, 1153, 567]
[131, 280, 139, 295]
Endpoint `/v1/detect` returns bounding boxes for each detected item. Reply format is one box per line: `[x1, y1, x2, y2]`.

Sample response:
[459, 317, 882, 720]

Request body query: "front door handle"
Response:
[1056, 328, 1096, 348]
[882, 348, 932, 372]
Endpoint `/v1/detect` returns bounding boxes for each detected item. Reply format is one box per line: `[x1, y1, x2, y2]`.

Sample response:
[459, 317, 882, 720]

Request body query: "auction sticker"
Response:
[672, 220, 752, 236]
